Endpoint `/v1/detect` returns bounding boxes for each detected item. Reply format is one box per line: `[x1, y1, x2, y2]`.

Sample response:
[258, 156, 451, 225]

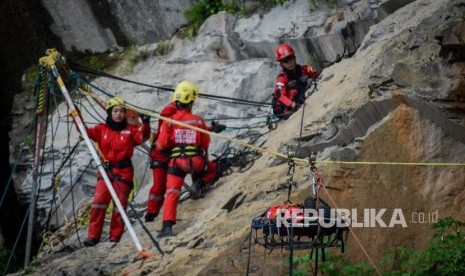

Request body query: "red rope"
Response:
[315, 171, 382, 276]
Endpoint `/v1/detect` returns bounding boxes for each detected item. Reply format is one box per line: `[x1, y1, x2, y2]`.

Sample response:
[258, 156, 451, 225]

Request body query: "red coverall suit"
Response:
[156, 108, 218, 223]
[147, 102, 216, 217]
[272, 64, 319, 118]
[86, 122, 150, 242]
[146, 102, 177, 217]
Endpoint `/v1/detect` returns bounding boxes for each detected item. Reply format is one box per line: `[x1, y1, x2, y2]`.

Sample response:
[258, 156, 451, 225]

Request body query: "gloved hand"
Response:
[287, 80, 297, 88]
[211, 121, 226, 133]
[300, 75, 310, 85]
[139, 113, 150, 123]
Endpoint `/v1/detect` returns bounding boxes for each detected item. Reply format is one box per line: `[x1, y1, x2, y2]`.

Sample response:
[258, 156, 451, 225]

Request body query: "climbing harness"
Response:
[170, 146, 205, 158]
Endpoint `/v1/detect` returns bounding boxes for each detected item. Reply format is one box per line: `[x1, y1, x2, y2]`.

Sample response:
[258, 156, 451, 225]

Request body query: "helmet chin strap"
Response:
[176, 101, 194, 110]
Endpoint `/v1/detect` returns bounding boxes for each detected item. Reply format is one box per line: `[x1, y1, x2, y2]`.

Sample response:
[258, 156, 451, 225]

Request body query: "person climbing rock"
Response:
[272, 43, 320, 119]
[144, 81, 225, 223]
[83, 96, 150, 246]
[144, 97, 178, 223]
[154, 81, 221, 237]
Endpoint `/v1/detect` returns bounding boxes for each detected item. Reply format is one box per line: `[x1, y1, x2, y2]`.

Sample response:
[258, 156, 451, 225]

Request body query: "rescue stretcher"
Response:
[251, 198, 349, 252]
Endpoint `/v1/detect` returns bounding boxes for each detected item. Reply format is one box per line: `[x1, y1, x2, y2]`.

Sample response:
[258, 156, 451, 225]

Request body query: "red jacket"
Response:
[87, 123, 150, 162]
[156, 109, 210, 152]
[274, 64, 319, 108]
[149, 102, 179, 160]
[156, 101, 213, 134]
[157, 102, 178, 134]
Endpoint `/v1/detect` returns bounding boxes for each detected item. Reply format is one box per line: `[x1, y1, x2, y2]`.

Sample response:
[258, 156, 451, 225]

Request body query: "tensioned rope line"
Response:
[69, 62, 271, 107]
[79, 82, 465, 167]
[75, 74, 269, 127]
[2, 202, 30, 276]
[130, 102, 465, 167]
[65, 60, 465, 167]
[45, 137, 82, 227]
[69, 68, 465, 166]
[315, 160, 465, 166]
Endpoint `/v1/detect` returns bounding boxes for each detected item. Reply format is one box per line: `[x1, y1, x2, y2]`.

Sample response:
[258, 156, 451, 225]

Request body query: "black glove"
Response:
[139, 113, 150, 123]
[300, 75, 310, 84]
[211, 121, 226, 133]
[287, 80, 297, 88]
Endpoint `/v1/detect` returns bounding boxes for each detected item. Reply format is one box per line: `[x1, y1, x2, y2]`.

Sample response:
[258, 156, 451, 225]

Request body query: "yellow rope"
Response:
[314, 160, 465, 166]
[136, 104, 465, 167]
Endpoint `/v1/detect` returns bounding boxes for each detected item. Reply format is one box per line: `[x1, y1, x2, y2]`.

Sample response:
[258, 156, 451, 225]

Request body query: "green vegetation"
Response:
[183, 0, 294, 38]
[184, 0, 239, 38]
[309, 0, 339, 11]
[260, 0, 290, 6]
[183, 0, 343, 38]
[284, 249, 374, 275]
[0, 245, 10, 274]
[284, 217, 465, 275]
[22, 66, 40, 92]
[155, 40, 172, 56]
[23, 256, 40, 275]
[76, 44, 162, 75]
[386, 216, 465, 275]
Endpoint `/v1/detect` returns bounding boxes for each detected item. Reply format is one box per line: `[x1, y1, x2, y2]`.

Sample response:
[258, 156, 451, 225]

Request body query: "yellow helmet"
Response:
[106, 96, 125, 110]
[173, 80, 198, 104]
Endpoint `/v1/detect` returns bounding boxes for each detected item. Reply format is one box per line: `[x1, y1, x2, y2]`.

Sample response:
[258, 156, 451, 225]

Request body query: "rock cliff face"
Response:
[6, 0, 465, 275]
[42, 0, 197, 52]
[0, 0, 196, 258]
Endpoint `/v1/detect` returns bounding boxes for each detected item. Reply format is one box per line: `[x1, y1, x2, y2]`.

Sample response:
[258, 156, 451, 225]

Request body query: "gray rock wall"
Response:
[42, 0, 196, 52]
[8, 0, 465, 274]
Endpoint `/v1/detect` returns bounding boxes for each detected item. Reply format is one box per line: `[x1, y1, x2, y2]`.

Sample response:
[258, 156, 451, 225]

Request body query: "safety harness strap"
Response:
[150, 159, 168, 169]
[105, 158, 132, 169]
[98, 175, 133, 187]
[170, 146, 204, 158]
[167, 166, 187, 178]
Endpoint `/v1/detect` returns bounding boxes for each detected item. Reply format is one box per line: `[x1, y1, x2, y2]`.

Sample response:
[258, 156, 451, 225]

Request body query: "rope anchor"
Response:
[286, 149, 297, 203]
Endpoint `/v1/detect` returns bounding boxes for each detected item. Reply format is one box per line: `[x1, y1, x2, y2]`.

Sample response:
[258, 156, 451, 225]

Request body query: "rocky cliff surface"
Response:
[6, 0, 465, 275]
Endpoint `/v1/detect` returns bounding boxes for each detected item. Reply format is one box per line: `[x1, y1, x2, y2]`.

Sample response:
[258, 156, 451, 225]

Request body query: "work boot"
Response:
[83, 238, 100, 247]
[191, 179, 206, 200]
[144, 213, 157, 222]
[109, 237, 120, 243]
[157, 221, 174, 238]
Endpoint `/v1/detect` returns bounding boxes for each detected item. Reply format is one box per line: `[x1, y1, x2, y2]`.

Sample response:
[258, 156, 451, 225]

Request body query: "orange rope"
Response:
[316, 172, 383, 276]
[138, 249, 156, 259]
[121, 250, 158, 276]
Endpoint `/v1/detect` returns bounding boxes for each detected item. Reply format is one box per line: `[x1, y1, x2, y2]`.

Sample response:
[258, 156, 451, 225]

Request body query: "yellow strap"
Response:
[170, 146, 200, 157]
[171, 152, 198, 158]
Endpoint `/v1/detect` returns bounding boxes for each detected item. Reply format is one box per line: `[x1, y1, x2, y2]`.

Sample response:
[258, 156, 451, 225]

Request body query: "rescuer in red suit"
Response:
[272, 43, 320, 119]
[145, 81, 225, 223]
[154, 81, 220, 237]
[83, 96, 150, 246]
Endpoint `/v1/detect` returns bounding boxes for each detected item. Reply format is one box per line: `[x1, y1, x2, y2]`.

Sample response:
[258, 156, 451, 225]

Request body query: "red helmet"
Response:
[275, 43, 295, 61]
